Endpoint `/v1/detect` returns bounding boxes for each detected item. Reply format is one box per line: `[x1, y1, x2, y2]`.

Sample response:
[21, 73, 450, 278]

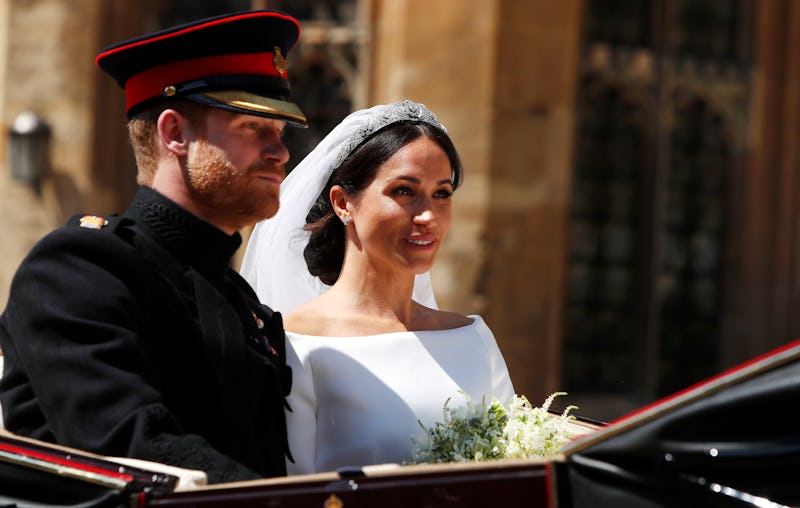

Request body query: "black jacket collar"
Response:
[124, 186, 242, 280]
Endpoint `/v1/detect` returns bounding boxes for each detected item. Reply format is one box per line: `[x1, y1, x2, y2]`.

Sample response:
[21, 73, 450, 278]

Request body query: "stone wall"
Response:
[0, 0, 105, 309]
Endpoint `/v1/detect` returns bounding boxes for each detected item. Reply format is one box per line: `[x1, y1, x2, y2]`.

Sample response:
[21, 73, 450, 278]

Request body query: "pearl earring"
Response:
[342, 215, 351, 226]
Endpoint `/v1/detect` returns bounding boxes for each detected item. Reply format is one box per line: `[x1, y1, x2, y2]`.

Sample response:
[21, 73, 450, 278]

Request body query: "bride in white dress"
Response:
[240, 100, 514, 474]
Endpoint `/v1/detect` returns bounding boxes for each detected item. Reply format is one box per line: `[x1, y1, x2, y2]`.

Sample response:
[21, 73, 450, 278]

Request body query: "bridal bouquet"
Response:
[410, 392, 578, 464]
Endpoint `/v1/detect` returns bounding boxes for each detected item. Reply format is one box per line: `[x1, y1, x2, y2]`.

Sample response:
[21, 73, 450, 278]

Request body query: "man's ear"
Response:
[157, 109, 190, 157]
[330, 185, 351, 220]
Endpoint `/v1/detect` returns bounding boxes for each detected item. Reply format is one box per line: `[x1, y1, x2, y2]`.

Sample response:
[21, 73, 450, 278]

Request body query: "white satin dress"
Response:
[284, 315, 515, 474]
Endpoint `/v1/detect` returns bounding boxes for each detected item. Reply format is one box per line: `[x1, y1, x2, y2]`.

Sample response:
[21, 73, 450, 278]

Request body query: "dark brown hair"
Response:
[303, 121, 463, 285]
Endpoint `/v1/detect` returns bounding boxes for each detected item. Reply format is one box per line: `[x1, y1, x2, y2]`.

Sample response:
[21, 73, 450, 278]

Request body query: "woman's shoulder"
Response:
[283, 303, 333, 336]
[423, 309, 475, 331]
[283, 297, 376, 336]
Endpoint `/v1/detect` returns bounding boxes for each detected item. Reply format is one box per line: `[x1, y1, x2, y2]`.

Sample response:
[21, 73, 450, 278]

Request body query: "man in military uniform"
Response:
[0, 11, 307, 484]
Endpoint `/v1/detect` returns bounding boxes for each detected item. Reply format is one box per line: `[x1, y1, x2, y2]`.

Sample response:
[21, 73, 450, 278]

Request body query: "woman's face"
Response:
[346, 135, 454, 276]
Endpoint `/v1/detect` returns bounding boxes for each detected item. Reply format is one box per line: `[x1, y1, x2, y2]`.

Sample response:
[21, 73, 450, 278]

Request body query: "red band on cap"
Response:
[124, 52, 282, 112]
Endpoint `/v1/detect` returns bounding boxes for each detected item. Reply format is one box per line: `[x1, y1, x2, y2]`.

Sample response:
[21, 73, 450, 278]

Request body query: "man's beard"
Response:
[185, 139, 280, 230]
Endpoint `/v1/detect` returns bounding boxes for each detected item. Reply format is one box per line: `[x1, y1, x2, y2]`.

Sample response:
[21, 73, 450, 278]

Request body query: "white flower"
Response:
[501, 393, 577, 459]
[410, 392, 577, 464]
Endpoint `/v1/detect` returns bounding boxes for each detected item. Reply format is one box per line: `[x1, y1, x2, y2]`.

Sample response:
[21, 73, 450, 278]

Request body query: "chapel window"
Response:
[563, 0, 752, 419]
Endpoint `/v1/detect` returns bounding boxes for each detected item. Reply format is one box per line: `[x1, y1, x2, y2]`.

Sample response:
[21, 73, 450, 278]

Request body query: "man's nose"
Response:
[263, 135, 290, 164]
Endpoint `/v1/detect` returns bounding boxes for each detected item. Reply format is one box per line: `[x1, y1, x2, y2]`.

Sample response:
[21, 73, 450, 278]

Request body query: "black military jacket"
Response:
[0, 186, 291, 484]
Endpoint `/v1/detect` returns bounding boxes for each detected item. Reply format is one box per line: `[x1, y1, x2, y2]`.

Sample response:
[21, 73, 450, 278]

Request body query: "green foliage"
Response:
[411, 392, 577, 464]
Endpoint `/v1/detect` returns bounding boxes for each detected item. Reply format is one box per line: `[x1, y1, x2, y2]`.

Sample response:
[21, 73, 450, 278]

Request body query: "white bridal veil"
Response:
[240, 100, 446, 313]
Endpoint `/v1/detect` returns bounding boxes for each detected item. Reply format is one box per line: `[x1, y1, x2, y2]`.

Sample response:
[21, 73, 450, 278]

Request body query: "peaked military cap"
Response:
[95, 10, 307, 127]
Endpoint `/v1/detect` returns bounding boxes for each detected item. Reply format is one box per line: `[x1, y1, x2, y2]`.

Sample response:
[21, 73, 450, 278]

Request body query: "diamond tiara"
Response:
[333, 100, 447, 170]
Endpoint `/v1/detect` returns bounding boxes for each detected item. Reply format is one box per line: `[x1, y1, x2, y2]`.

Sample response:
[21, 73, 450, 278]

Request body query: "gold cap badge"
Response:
[273, 46, 287, 78]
